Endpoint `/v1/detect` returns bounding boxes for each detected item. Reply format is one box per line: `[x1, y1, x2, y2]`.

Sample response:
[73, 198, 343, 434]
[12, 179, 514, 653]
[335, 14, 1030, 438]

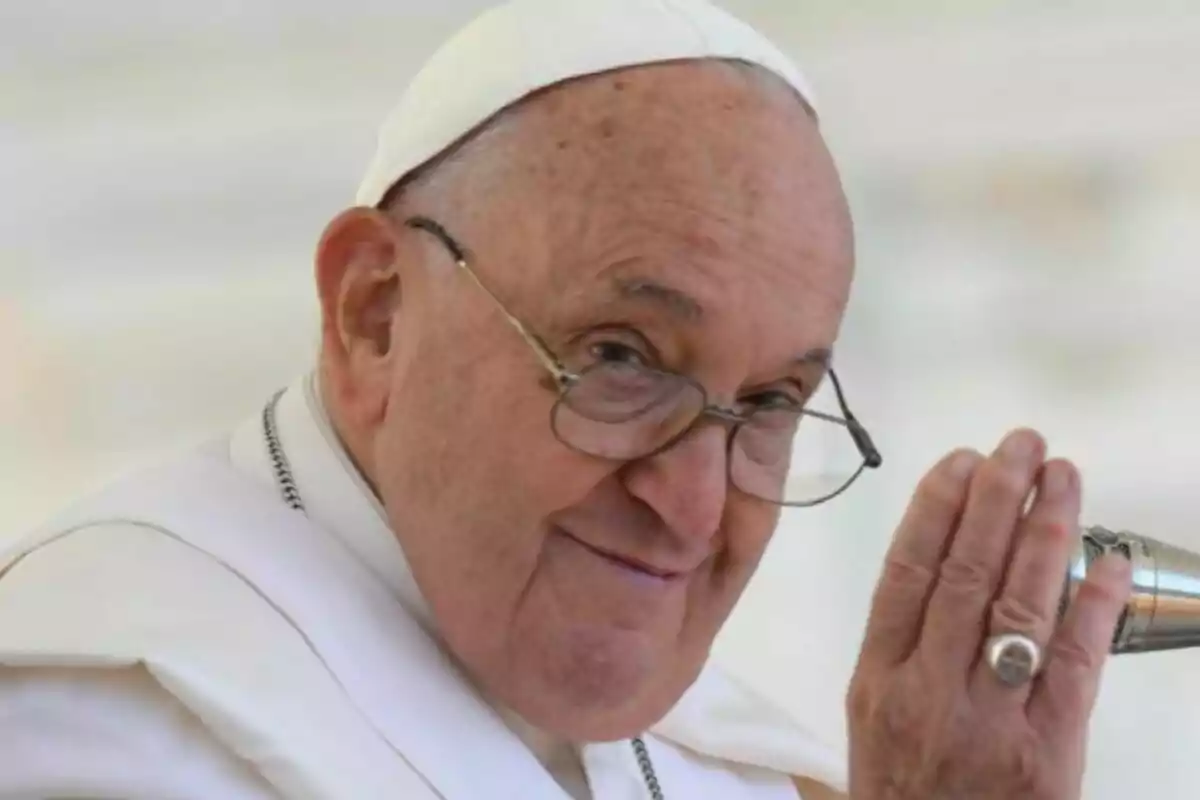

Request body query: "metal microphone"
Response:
[1066, 526, 1200, 653]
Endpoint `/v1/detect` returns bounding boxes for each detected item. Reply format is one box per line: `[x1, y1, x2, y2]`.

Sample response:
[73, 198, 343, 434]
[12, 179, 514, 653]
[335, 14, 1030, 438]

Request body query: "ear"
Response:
[315, 206, 402, 430]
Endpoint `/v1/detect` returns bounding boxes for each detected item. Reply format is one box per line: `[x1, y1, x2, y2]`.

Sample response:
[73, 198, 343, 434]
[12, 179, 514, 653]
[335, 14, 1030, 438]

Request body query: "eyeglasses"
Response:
[406, 216, 882, 507]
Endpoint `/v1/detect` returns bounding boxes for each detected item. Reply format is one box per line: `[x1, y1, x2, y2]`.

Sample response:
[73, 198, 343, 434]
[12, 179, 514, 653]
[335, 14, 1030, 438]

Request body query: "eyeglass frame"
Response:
[404, 215, 882, 507]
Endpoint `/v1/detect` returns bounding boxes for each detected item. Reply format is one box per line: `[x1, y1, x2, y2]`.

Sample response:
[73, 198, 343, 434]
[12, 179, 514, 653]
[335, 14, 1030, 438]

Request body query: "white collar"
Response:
[230, 371, 432, 626]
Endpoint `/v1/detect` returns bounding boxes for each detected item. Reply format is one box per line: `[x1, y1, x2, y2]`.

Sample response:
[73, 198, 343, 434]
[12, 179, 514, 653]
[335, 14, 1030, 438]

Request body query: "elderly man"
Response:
[0, 0, 1131, 798]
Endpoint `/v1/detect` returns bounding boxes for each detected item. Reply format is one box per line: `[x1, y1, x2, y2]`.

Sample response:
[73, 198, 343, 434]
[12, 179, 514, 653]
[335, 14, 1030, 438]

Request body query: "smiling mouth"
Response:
[557, 528, 683, 581]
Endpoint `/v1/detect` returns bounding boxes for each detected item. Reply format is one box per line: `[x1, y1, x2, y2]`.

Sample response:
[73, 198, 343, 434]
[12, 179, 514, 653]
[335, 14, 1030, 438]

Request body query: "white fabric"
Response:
[235, 373, 594, 798]
[0, 664, 278, 799]
[354, 0, 818, 207]
[0, 375, 847, 798]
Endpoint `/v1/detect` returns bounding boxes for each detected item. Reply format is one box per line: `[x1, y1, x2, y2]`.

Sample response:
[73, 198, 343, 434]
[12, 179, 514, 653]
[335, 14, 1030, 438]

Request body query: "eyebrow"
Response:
[608, 274, 834, 368]
[610, 276, 705, 322]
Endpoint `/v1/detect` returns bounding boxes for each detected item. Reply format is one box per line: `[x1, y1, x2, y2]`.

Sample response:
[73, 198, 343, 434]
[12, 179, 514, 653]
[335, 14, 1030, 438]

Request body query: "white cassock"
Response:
[0, 373, 848, 799]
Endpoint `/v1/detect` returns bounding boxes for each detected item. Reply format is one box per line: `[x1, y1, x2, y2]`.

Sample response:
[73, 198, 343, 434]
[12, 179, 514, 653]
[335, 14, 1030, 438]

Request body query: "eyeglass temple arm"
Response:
[828, 368, 883, 469]
[407, 217, 879, 463]
[460, 263, 572, 382]
[406, 216, 574, 386]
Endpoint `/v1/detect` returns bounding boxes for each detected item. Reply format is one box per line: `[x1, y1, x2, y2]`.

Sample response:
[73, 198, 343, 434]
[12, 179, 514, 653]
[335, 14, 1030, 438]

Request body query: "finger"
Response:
[917, 429, 1045, 667]
[970, 459, 1080, 704]
[1028, 552, 1132, 735]
[857, 448, 983, 668]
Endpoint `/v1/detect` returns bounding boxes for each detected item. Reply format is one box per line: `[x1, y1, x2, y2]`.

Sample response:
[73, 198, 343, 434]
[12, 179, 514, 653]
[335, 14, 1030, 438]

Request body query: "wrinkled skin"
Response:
[847, 431, 1132, 799]
[316, 60, 854, 741]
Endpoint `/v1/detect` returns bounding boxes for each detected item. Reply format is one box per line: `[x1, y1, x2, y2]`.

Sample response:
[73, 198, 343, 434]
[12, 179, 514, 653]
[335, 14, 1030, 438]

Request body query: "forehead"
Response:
[550, 245, 846, 369]
[510, 62, 854, 352]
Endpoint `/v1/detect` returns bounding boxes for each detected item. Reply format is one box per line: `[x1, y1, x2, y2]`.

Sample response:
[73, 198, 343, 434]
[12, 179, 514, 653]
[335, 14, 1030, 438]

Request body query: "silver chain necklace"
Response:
[261, 390, 666, 800]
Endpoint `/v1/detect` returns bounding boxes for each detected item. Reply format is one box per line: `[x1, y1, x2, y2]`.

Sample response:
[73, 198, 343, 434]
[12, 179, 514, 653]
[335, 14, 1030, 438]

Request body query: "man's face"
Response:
[321, 61, 855, 740]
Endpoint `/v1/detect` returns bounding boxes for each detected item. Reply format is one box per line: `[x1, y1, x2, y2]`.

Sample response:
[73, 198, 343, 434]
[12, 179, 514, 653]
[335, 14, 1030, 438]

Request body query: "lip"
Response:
[556, 528, 685, 580]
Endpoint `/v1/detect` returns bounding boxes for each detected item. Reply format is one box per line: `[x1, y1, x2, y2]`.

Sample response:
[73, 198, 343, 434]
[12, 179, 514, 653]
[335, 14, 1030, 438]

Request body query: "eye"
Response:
[741, 387, 804, 410]
[588, 340, 651, 368]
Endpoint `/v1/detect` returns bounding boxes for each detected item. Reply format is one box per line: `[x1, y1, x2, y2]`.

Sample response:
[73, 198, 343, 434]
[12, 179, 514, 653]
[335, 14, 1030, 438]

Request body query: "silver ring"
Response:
[984, 632, 1043, 687]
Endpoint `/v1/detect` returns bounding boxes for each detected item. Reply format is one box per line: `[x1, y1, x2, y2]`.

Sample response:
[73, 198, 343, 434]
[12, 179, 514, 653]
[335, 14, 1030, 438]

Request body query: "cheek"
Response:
[713, 500, 781, 589]
[675, 501, 782, 637]
[371, 360, 615, 614]
[736, 500, 782, 556]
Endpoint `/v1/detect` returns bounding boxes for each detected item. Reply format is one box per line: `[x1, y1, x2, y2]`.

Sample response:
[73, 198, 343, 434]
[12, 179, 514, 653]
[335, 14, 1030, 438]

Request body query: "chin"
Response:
[503, 622, 699, 742]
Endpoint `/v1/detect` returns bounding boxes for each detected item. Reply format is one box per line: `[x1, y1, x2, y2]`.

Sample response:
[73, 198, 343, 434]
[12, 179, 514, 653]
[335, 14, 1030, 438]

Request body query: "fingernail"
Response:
[1041, 462, 1075, 499]
[949, 449, 982, 480]
[1000, 430, 1041, 464]
[1095, 552, 1132, 581]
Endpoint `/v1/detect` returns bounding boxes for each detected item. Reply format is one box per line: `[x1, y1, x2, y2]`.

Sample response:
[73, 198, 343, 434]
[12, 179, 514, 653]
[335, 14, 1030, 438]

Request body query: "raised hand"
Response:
[846, 429, 1132, 800]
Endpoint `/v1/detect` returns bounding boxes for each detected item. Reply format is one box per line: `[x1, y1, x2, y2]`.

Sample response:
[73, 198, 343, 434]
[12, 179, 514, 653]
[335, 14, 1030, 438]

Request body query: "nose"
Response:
[620, 423, 729, 544]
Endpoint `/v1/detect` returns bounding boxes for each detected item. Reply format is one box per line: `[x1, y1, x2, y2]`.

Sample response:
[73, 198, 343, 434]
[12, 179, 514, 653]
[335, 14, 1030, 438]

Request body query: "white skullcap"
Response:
[354, 0, 818, 207]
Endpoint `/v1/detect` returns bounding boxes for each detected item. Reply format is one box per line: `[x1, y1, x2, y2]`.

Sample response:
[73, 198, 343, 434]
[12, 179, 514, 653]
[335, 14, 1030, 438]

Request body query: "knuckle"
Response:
[978, 461, 1032, 501]
[1048, 634, 1102, 673]
[990, 595, 1051, 635]
[847, 672, 925, 742]
[1076, 575, 1127, 609]
[1008, 738, 1044, 794]
[880, 556, 936, 591]
[937, 554, 994, 594]
[845, 678, 874, 722]
[876, 693, 925, 743]
[1025, 499, 1078, 534]
[1033, 668, 1083, 722]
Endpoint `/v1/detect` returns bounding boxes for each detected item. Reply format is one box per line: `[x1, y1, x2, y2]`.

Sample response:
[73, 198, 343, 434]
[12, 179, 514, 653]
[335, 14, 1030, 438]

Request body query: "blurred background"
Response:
[3, 0, 1199, 796]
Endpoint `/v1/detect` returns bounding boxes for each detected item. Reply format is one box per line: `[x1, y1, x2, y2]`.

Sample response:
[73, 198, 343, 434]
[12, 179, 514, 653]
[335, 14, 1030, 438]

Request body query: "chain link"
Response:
[263, 390, 305, 513]
[631, 737, 665, 800]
